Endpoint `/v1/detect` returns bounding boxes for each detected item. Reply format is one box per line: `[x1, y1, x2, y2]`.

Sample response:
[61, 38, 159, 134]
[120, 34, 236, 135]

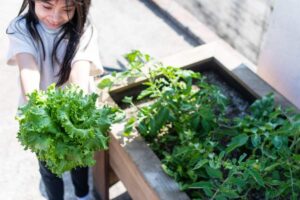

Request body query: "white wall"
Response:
[174, 0, 274, 63]
[258, 0, 300, 108]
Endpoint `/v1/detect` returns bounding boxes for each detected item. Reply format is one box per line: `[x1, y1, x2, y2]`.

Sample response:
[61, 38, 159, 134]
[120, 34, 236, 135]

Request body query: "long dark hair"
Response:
[17, 0, 91, 86]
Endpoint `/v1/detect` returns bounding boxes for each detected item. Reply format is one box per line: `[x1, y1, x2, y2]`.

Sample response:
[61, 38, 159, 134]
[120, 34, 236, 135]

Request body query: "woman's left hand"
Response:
[69, 60, 91, 93]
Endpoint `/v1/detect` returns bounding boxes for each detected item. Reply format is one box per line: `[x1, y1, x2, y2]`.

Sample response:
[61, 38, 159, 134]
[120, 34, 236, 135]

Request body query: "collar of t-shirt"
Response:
[39, 21, 62, 35]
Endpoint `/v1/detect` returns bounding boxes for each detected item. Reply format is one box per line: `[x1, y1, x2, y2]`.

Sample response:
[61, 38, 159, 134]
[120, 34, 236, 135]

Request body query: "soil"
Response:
[202, 71, 250, 118]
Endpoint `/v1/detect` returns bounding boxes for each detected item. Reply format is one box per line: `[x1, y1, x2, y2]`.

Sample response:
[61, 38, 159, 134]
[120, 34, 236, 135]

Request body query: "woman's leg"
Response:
[38, 161, 64, 200]
[70, 166, 89, 198]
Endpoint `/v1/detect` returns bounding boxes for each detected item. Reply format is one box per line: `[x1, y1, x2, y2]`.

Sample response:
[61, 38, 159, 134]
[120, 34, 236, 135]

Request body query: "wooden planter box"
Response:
[93, 41, 297, 200]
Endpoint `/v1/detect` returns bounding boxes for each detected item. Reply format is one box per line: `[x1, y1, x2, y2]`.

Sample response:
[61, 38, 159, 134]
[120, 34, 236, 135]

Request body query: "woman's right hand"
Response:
[16, 53, 40, 101]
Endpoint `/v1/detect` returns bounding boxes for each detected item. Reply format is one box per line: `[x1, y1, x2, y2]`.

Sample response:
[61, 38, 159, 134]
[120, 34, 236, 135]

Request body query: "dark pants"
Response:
[39, 161, 89, 200]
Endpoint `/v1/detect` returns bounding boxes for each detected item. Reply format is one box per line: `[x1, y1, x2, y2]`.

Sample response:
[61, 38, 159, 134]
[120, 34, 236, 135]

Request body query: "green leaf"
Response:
[193, 159, 208, 170]
[220, 188, 239, 198]
[98, 77, 114, 89]
[266, 184, 289, 198]
[292, 154, 300, 162]
[137, 89, 153, 100]
[191, 113, 200, 131]
[251, 134, 261, 147]
[122, 96, 133, 104]
[187, 170, 197, 181]
[188, 181, 214, 190]
[261, 149, 277, 160]
[161, 164, 175, 177]
[250, 93, 275, 117]
[225, 134, 249, 154]
[123, 117, 135, 136]
[247, 168, 264, 187]
[151, 107, 169, 134]
[205, 166, 223, 179]
[34, 137, 52, 151]
[215, 195, 227, 200]
[203, 188, 214, 197]
[264, 163, 280, 172]
[228, 177, 246, 188]
[238, 153, 247, 163]
[137, 123, 148, 136]
[271, 136, 283, 149]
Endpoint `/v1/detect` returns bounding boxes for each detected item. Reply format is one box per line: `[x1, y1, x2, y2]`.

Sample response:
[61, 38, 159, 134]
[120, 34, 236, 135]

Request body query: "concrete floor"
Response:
[0, 0, 197, 199]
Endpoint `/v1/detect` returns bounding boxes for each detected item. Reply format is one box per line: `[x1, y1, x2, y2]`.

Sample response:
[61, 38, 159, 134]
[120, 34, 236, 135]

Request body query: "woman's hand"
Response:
[69, 60, 91, 93]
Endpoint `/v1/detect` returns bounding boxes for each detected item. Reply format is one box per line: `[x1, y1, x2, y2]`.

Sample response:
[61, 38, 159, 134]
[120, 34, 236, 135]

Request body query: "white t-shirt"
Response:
[6, 16, 103, 105]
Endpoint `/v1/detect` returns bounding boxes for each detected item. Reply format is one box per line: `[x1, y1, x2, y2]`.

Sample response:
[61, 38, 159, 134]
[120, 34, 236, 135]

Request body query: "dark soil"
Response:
[202, 71, 250, 118]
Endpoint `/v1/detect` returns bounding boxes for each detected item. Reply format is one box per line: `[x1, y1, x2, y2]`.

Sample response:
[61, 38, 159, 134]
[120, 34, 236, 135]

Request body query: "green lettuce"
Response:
[17, 84, 122, 176]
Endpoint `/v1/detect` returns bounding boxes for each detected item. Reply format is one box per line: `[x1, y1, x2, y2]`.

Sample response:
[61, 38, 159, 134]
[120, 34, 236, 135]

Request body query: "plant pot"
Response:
[94, 42, 297, 200]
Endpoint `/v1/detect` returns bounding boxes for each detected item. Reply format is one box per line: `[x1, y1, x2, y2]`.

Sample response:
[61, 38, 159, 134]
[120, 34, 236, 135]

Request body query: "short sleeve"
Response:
[72, 24, 103, 76]
[6, 17, 37, 66]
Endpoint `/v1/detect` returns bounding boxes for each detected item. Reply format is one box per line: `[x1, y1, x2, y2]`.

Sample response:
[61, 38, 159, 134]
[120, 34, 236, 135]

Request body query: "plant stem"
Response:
[209, 175, 231, 200]
[290, 137, 300, 150]
[289, 165, 295, 198]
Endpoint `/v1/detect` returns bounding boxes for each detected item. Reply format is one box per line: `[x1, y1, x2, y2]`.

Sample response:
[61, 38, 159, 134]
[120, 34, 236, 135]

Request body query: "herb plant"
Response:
[17, 84, 123, 176]
[99, 51, 300, 199]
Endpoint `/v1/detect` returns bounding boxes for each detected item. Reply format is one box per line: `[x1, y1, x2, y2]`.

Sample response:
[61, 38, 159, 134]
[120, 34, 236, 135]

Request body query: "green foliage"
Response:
[98, 50, 151, 90]
[17, 84, 123, 176]
[99, 50, 300, 199]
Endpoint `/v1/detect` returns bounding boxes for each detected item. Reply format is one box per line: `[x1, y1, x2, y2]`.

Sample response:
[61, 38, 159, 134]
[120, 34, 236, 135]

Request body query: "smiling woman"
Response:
[35, 0, 76, 29]
[12, 0, 95, 87]
[6, 0, 103, 200]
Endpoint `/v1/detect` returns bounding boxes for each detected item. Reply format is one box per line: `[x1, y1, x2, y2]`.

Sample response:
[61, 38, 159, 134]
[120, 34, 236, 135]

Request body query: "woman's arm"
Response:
[69, 60, 91, 93]
[16, 53, 40, 101]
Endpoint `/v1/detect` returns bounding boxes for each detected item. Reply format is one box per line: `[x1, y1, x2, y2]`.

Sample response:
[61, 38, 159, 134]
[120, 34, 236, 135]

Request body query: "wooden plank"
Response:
[160, 42, 216, 68]
[93, 150, 120, 200]
[109, 130, 189, 200]
[93, 150, 109, 200]
[109, 134, 159, 200]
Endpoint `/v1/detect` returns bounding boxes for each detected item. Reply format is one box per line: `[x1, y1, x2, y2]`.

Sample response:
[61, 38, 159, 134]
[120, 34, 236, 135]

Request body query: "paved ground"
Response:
[92, 0, 198, 69]
[0, 0, 197, 199]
